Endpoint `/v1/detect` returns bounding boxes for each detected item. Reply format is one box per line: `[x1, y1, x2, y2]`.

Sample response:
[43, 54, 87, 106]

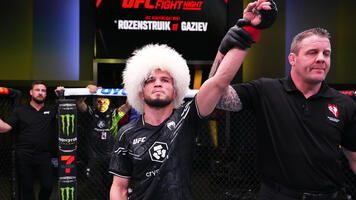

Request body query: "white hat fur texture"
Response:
[123, 44, 190, 114]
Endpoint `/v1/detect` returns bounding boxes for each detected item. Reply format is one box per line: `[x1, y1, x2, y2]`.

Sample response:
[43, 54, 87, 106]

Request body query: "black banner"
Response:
[58, 99, 77, 200]
[96, 0, 228, 60]
[58, 100, 77, 152]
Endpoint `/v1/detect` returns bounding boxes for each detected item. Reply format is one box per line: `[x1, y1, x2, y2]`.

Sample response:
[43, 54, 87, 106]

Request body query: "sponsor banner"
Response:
[58, 99, 77, 152]
[58, 177, 77, 200]
[64, 88, 198, 98]
[59, 153, 77, 178]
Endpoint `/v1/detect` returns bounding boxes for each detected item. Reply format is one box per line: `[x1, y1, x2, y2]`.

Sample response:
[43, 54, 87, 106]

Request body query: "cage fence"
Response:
[0, 94, 14, 200]
[0, 90, 355, 200]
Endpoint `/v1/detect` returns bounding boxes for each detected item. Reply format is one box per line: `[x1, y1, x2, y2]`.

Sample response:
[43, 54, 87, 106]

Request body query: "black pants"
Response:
[16, 152, 53, 200]
[87, 158, 111, 200]
[258, 183, 299, 200]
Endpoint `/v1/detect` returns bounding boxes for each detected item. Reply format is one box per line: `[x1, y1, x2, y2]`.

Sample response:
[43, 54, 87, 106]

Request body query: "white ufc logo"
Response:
[133, 137, 146, 145]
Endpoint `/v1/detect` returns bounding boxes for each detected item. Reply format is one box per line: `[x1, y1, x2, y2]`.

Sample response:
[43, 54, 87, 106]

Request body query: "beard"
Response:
[32, 97, 45, 104]
[144, 98, 172, 108]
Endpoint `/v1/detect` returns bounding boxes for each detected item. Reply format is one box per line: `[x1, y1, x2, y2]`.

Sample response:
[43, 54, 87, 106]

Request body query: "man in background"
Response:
[0, 81, 59, 200]
[57, 85, 132, 200]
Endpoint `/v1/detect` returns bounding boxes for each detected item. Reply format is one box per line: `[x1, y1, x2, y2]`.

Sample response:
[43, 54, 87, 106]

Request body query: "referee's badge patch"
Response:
[328, 104, 338, 118]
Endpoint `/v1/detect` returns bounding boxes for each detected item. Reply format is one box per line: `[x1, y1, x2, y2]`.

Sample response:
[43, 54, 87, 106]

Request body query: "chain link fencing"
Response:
[0, 94, 15, 200]
[0, 89, 355, 199]
[0, 87, 21, 200]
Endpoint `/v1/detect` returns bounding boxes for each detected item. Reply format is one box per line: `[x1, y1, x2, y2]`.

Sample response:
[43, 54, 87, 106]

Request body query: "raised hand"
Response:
[55, 86, 65, 97]
[243, 0, 277, 29]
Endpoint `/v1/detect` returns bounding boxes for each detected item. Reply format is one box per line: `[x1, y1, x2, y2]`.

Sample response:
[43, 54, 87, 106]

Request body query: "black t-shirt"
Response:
[86, 106, 119, 159]
[109, 99, 203, 200]
[6, 103, 57, 154]
[233, 76, 356, 191]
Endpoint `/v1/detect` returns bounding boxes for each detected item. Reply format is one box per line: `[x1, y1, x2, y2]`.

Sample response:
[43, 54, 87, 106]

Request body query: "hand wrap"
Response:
[218, 0, 278, 54]
[218, 20, 254, 53]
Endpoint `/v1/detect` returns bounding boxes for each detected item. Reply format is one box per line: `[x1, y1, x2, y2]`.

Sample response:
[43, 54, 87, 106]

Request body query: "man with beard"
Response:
[109, 1, 277, 199]
[0, 81, 58, 200]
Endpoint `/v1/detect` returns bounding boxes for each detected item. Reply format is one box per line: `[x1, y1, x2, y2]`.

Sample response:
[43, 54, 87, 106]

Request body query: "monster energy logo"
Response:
[60, 114, 75, 136]
[60, 187, 75, 200]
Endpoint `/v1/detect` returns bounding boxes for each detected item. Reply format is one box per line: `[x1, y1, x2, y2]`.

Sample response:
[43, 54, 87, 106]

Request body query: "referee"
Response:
[209, 15, 356, 200]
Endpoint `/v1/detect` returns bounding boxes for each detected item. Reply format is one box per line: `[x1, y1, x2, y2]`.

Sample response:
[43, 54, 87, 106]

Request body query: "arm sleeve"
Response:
[232, 79, 262, 110]
[341, 100, 356, 151]
[6, 107, 19, 128]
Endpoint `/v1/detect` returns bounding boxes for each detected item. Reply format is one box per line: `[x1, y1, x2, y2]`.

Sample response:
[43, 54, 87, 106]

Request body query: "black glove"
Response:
[254, 0, 278, 29]
[218, 0, 278, 54]
[218, 20, 254, 53]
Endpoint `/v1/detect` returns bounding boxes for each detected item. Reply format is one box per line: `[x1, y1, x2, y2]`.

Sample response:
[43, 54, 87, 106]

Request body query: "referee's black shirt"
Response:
[233, 76, 356, 191]
[6, 103, 57, 154]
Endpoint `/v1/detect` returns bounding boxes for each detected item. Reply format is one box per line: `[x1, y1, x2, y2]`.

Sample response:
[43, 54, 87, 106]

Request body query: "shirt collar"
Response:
[281, 75, 334, 98]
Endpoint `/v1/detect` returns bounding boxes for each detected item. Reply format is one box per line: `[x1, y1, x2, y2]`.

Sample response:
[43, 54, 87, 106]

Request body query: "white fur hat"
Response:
[123, 44, 190, 114]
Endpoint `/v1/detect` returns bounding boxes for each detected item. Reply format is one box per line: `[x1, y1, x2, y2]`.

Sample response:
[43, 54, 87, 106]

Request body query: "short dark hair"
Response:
[290, 28, 331, 54]
[31, 81, 47, 89]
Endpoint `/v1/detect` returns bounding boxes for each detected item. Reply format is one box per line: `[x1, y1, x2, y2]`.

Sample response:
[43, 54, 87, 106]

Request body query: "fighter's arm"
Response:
[208, 54, 243, 112]
[197, 49, 248, 117]
[110, 176, 130, 200]
[0, 118, 12, 133]
[343, 148, 356, 174]
[197, 0, 275, 117]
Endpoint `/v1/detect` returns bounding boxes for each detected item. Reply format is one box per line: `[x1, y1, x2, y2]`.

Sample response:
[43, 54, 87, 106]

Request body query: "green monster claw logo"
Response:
[60, 114, 75, 136]
[60, 187, 75, 200]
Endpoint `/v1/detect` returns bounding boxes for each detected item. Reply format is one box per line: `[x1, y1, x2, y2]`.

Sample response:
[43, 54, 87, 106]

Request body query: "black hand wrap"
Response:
[218, 19, 254, 54]
[254, 0, 278, 29]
